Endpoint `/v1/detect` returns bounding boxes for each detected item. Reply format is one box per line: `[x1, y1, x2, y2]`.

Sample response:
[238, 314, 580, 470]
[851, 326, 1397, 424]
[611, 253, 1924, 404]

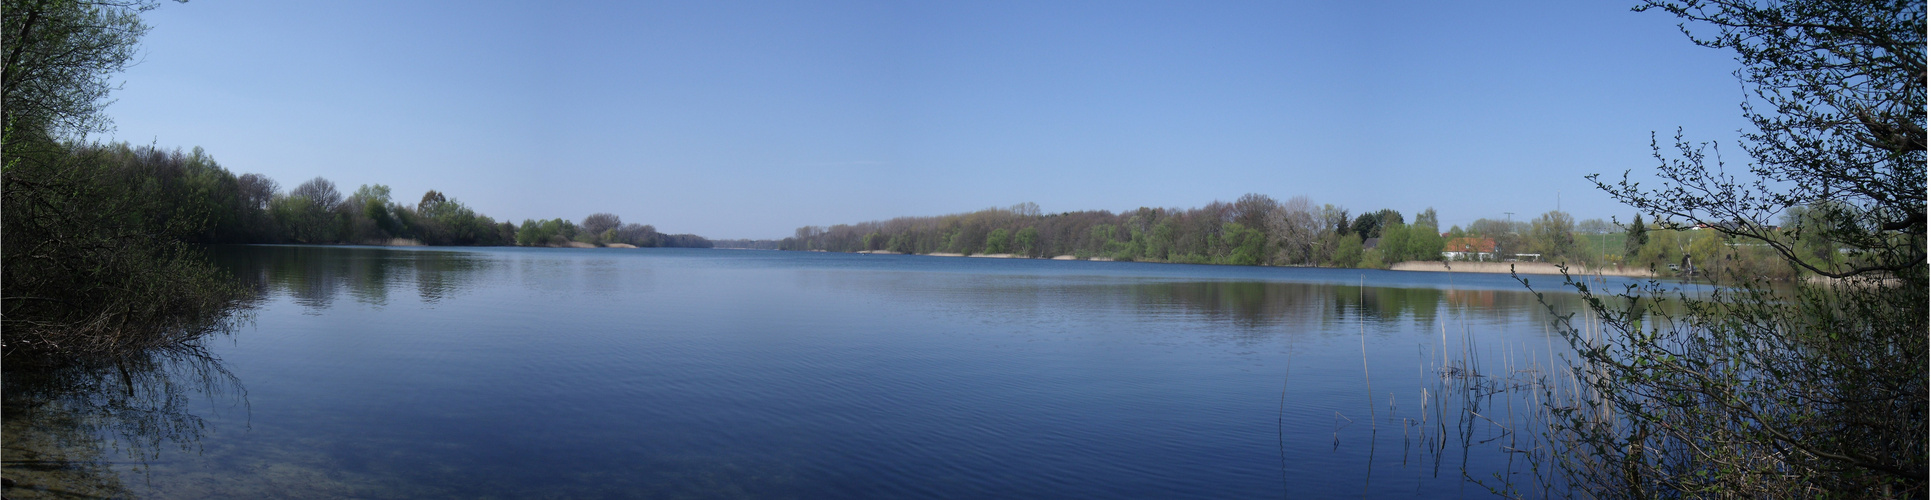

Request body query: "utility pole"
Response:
[1504, 212, 1514, 232]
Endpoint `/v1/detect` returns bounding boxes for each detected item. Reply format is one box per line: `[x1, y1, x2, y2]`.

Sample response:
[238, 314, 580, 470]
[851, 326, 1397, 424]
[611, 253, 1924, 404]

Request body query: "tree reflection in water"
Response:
[214, 245, 494, 311]
[3, 342, 247, 498]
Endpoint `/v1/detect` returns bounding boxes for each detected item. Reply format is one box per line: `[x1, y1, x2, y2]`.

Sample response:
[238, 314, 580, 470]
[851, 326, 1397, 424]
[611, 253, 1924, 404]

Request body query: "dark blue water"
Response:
[15, 246, 1655, 498]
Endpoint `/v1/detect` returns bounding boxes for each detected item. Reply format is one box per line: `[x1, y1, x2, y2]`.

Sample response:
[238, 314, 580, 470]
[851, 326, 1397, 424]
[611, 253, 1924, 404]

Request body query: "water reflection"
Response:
[5, 247, 1667, 498]
[214, 245, 494, 310]
[3, 348, 246, 498]
[815, 271, 1597, 339]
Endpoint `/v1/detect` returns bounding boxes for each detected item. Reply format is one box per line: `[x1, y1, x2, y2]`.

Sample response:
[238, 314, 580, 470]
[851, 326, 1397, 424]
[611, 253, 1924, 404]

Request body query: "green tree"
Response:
[1329, 234, 1364, 268]
[1014, 227, 1039, 257]
[1356, 248, 1385, 269]
[1546, 0, 1927, 495]
[983, 228, 1011, 254]
[1624, 213, 1649, 258]
[1349, 212, 1379, 239]
[2, 0, 154, 144]
[1413, 207, 1439, 230]
[1217, 222, 1265, 266]
[1527, 210, 1576, 262]
[1378, 223, 1446, 262]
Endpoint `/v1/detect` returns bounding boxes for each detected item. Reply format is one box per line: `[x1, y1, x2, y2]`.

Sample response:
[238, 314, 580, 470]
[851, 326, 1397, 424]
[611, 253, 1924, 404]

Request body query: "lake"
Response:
[4, 245, 1648, 498]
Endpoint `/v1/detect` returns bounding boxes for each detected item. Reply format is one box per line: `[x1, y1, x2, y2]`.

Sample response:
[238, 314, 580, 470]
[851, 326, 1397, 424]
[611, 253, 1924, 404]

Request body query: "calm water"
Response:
[6, 246, 1655, 498]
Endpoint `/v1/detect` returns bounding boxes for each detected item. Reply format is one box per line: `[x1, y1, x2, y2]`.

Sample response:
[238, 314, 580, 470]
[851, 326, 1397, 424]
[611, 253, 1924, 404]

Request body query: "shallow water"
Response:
[5, 246, 1657, 498]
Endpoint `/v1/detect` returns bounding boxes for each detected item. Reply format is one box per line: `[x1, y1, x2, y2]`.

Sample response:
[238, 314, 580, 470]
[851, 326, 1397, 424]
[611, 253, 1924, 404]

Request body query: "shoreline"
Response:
[1388, 260, 1656, 277]
[844, 250, 1660, 278]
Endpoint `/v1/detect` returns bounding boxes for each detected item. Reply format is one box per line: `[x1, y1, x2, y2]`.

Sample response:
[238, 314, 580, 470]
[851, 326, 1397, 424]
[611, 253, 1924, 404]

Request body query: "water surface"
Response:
[6, 246, 1652, 498]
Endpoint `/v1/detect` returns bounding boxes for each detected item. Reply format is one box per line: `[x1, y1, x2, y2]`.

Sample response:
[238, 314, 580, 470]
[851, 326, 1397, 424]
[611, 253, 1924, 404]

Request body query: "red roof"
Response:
[1445, 237, 1496, 253]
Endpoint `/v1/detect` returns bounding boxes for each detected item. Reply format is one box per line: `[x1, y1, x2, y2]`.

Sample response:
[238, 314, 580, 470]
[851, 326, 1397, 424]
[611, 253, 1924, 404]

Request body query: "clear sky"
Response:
[107, 1, 1751, 239]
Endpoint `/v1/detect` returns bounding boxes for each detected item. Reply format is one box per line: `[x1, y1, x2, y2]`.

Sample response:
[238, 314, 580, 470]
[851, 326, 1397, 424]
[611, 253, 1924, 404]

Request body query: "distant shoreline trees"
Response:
[48, 151, 716, 250]
[759, 199, 1457, 269]
[17, 147, 710, 250]
[744, 197, 1824, 278]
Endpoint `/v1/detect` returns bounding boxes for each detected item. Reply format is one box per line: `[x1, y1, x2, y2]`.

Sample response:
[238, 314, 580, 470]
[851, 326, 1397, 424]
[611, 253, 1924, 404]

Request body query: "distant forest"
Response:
[82, 143, 711, 249]
[735, 195, 1819, 278]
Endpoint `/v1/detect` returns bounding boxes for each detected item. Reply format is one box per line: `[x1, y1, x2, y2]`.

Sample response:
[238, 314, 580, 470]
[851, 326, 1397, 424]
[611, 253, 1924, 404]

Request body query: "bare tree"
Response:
[290, 177, 341, 208]
[237, 173, 277, 210]
[581, 212, 621, 235]
[1269, 196, 1322, 266]
[1599, 0, 1925, 278]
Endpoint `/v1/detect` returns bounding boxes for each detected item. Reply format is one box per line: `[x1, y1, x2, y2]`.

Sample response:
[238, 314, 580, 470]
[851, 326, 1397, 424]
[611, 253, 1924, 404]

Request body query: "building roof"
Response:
[1445, 237, 1496, 253]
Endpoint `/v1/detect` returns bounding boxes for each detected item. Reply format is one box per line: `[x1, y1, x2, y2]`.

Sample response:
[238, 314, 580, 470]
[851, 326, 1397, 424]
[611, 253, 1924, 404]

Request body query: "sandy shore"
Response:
[1389, 261, 1655, 277]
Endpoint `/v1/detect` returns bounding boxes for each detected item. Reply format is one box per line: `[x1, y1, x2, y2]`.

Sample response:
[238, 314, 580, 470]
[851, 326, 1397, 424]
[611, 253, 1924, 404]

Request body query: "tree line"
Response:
[756, 193, 1855, 280]
[25, 143, 716, 250]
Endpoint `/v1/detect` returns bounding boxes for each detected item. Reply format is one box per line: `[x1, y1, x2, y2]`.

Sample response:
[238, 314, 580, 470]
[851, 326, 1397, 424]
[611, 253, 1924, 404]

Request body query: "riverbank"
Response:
[1389, 260, 1655, 277]
[839, 251, 1658, 278]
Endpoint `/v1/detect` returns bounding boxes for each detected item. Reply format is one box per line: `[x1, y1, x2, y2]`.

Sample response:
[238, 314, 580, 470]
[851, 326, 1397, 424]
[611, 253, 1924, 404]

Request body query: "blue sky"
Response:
[108, 1, 1750, 239]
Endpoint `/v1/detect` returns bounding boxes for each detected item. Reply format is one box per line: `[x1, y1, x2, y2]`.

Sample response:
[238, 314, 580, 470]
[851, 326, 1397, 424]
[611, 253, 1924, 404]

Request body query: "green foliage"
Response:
[2, 0, 154, 143]
[1624, 213, 1649, 257]
[1329, 234, 1364, 268]
[3, 143, 249, 366]
[1543, 0, 1929, 495]
[1413, 207, 1439, 230]
[1375, 223, 1446, 262]
[516, 218, 568, 246]
[1216, 222, 1265, 266]
[983, 228, 1011, 254]
[1014, 227, 1039, 257]
[1528, 210, 1578, 262]
[1356, 248, 1386, 269]
[772, 199, 1458, 270]
[1349, 212, 1379, 239]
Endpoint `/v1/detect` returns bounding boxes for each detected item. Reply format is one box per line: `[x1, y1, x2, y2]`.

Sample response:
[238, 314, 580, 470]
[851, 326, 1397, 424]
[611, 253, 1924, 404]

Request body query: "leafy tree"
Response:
[1374, 209, 1404, 229]
[1217, 222, 1265, 266]
[1351, 209, 1404, 239]
[418, 189, 446, 211]
[349, 184, 403, 241]
[1377, 223, 1446, 262]
[1356, 248, 1385, 269]
[1350, 212, 1380, 239]
[1329, 234, 1364, 268]
[1014, 227, 1039, 257]
[3, 142, 247, 365]
[1543, 0, 1927, 495]
[1413, 207, 1439, 230]
[2, 0, 154, 143]
[1527, 210, 1577, 262]
[983, 228, 1011, 254]
[1624, 213, 1649, 258]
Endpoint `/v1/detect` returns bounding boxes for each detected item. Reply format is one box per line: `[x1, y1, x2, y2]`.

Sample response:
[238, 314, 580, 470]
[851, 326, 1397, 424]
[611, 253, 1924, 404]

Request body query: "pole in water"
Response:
[1361, 275, 1373, 429]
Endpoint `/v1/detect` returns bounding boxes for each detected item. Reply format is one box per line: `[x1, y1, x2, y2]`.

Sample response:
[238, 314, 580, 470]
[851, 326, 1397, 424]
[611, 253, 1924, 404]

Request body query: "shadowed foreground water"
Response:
[3, 246, 1657, 498]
